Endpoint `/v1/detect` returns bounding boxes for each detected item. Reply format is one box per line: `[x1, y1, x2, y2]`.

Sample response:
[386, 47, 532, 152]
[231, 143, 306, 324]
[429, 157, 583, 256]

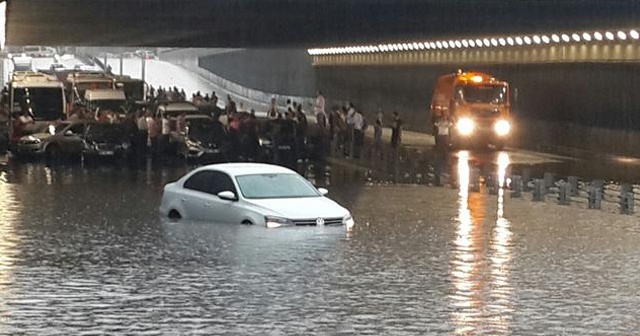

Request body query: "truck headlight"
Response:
[494, 120, 511, 136]
[343, 214, 355, 230]
[265, 215, 292, 228]
[456, 118, 474, 136]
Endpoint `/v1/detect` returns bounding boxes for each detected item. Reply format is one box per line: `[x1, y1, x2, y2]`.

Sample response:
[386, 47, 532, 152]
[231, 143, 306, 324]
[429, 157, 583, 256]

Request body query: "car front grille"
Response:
[96, 143, 115, 151]
[292, 217, 343, 226]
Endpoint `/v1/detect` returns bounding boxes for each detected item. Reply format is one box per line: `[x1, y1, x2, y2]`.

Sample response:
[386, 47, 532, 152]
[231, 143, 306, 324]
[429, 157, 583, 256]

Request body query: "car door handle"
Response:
[204, 202, 213, 207]
[181, 198, 187, 202]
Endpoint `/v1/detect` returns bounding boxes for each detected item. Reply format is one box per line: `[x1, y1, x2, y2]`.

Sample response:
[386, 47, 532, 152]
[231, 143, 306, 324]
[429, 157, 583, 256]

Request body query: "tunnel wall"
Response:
[198, 49, 316, 97]
[197, 49, 640, 156]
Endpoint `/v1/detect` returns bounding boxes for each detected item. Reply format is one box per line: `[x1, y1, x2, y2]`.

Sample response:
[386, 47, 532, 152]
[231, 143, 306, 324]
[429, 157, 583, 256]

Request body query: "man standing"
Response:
[352, 109, 364, 159]
[267, 97, 280, 120]
[391, 111, 402, 148]
[314, 90, 325, 117]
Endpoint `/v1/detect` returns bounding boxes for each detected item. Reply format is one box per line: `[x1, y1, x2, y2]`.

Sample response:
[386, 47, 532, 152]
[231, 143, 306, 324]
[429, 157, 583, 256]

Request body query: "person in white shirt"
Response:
[352, 110, 365, 158]
[434, 115, 452, 150]
[315, 91, 325, 116]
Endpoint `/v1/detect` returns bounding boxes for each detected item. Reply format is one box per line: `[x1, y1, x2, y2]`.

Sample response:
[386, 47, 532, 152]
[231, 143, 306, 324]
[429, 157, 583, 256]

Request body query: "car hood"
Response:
[244, 196, 349, 219]
[20, 132, 52, 141]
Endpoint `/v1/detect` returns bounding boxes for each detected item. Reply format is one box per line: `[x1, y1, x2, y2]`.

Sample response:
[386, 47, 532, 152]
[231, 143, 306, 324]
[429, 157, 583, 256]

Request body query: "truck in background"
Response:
[430, 70, 511, 150]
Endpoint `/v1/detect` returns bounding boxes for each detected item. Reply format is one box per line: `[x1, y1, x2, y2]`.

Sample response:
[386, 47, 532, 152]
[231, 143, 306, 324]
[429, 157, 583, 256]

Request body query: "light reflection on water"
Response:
[451, 151, 513, 334]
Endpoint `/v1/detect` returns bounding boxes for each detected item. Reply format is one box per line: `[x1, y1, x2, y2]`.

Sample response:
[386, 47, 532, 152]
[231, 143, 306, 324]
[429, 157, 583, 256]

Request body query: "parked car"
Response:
[14, 121, 87, 161]
[159, 163, 354, 229]
[175, 115, 230, 161]
[82, 123, 132, 162]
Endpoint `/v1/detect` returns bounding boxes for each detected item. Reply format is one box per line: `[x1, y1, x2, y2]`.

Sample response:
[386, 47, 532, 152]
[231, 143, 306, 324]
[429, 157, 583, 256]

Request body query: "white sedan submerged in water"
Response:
[160, 163, 354, 229]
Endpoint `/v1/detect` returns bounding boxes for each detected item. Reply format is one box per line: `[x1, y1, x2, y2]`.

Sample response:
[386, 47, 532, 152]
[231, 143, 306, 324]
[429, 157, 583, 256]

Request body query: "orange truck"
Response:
[430, 71, 511, 149]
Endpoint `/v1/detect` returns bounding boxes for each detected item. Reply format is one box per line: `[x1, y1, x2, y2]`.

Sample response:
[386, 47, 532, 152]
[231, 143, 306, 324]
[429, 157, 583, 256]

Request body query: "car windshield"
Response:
[456, 84, 507, 104]
[93, 100, 126, 112]
[188, 119, 225, 143]
[235, 173, 320, 199]
[13, 87, 64, 121]
[86, 124, 125, 142]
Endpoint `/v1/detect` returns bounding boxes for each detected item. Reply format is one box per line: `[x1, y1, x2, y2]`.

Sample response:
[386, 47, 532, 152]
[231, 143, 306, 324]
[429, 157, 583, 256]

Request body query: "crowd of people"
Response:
[0, 85, 405, 162]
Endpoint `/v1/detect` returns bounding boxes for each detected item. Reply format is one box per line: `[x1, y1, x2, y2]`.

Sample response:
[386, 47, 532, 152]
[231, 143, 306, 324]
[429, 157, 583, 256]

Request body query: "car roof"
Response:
[159, 102, 198, 112]
[196, 163, 297, 177]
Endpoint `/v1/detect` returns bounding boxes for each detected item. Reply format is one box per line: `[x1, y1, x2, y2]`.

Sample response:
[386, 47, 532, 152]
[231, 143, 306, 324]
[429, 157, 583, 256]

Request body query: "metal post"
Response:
[119, 53, 124, 76]
[103, 53, 108, 71]
[141, 57, 146, 82]
[511, 175, 523, 198]
[470, 168, 481, 192]
[532, 179, 545, 202]
[486, 172, 498, 195]
[588, 183, 603, 210]
[544, 172, 554, 191]
[568, 176, 579, 196]
[557, 182, 571, 205]
[522, 167, 532, 191]
[619, 184, 634, 215]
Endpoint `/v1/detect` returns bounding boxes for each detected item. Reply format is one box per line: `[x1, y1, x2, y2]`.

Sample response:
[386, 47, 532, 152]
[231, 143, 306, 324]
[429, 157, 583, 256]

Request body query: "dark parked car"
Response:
[82, 123, 132, 162]
[175, 115, 230, 162]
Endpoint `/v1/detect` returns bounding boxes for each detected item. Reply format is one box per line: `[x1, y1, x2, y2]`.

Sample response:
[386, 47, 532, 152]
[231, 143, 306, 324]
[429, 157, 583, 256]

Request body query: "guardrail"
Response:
[324, 141, 638, 217]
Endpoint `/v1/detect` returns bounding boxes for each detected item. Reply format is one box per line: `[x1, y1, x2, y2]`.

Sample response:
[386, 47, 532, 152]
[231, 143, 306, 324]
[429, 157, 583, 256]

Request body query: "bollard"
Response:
[619, 184, 635, 215]
[568, 176, 579, 196]
[557, 181, 572, 205]
[470, 168, 481, 192]
[511, 175, 523, 198]
[532, 179, 545, 202]
[588, 185, 603, 210]
[544, 172, 555, 191]
[486, 173, 498, 195]
[522, 167, 532, 191]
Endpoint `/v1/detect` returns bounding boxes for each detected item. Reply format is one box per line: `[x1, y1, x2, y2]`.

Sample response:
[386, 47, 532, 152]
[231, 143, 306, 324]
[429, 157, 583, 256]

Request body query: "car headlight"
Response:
[265, 215, 292, 228]
[185, 139, 199, 148]
[259, 138, 272, 147]
[343, 214, 355, 230]
[21, 136, 41, 144]
[456, 118, 475, 136]
[494, 119, 511, 136]
[121, 142, 130, 150]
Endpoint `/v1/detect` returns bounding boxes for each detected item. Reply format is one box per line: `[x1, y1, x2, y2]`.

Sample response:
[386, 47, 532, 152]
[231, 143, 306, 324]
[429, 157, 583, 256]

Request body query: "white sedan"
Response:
[159, 163, 355, 229]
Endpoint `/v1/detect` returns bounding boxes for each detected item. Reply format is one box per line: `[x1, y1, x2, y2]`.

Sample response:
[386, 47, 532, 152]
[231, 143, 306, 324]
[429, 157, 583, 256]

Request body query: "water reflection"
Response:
[451, 151, 481, 334]
[450, 151, 512, 334]
[488, 152, 513, 334]
[0, 174, 19, 312]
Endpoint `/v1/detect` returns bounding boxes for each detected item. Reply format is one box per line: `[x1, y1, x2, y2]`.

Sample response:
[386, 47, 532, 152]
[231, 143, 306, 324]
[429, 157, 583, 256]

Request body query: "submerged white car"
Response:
[160, 163, 354, 229]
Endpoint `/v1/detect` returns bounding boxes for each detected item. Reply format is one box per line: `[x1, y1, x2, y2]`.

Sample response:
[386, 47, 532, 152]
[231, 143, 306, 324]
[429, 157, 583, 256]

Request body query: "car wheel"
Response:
[45, 145, 61, 163]
[168, 209, 182, 220]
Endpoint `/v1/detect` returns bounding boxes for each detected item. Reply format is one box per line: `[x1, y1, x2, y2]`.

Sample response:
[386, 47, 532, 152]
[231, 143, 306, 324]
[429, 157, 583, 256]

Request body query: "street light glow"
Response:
[308, 26, 640, 56]
[617, 31, 627, 40]
[594, 32, 603, 41]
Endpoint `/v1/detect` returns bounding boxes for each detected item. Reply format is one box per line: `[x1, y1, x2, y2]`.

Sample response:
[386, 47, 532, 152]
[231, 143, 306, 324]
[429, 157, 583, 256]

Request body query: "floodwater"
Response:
[0, 155, 639, 335]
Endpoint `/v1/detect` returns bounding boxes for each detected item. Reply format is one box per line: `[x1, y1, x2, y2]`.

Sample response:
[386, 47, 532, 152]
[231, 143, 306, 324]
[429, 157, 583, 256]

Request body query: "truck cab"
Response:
[430, 71, 511, 149]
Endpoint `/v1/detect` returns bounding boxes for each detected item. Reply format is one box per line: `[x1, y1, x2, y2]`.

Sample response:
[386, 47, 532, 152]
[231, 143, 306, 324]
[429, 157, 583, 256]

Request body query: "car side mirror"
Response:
[64, 130, 74, 136]
[217, 191, 238, 201]
[318, 188, 329, 196]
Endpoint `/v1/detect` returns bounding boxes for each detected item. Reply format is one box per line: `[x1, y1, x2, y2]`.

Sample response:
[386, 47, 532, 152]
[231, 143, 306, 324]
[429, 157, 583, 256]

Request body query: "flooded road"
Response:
[0, 157, 640, 335]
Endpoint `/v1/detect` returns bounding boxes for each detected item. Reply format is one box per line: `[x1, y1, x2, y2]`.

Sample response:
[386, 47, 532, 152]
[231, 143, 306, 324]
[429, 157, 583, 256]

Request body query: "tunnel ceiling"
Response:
[6, 0, 640, 48]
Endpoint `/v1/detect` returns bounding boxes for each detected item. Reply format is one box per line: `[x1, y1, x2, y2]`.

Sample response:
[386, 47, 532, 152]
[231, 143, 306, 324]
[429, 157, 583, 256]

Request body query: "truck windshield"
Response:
[456, 85, 507, 105]
[13, 87, 64, 121]
[92, 100, 126, 113]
